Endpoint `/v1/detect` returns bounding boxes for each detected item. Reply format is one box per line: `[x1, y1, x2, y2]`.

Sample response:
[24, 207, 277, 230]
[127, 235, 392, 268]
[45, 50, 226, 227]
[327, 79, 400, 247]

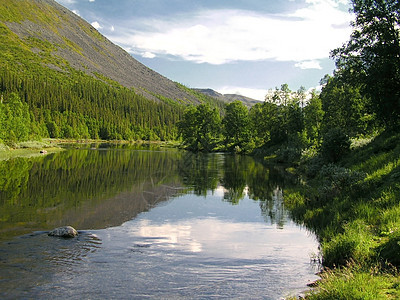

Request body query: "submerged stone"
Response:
[48, 226, 78, 238]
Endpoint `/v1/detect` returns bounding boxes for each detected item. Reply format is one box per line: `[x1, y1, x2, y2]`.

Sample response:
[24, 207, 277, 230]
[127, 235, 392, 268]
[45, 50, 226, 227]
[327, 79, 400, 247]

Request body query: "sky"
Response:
[55, 0, 354, 100]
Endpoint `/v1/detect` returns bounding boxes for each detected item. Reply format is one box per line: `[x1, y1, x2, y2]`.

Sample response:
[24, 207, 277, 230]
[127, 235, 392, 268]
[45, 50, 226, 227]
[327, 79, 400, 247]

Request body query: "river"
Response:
[0, 144, 319, 299]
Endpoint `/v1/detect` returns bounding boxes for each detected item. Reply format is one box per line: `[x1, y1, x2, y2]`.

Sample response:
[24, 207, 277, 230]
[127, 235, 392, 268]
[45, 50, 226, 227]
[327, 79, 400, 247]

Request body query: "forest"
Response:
[0, 67, 187, 144]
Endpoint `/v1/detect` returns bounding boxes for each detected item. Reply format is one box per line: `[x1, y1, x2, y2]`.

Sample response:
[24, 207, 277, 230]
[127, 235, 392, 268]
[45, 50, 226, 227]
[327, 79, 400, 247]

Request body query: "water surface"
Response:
[0, 146, 319, 299]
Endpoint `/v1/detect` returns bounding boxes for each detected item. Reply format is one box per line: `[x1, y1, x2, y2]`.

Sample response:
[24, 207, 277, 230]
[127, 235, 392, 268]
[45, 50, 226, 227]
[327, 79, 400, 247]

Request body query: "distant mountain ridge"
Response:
[0, 0, 201, 104]
[193, 89, 261, 107]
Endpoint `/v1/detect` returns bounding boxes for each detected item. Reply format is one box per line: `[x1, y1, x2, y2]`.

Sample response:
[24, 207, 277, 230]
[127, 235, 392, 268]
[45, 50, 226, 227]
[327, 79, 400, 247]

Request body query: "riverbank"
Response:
[0, 139, 180, 160]
[45, 138, 180, 147]
[285, 131, 400, 299]
[0, 140, 63, 161]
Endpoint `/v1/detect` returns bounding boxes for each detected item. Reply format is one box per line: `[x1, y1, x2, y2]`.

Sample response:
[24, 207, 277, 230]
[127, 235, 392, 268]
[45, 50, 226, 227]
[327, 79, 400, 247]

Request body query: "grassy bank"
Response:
[0, 139, 181, 160]
[0, 140, 64, 160]
[285, 131, 400, 299]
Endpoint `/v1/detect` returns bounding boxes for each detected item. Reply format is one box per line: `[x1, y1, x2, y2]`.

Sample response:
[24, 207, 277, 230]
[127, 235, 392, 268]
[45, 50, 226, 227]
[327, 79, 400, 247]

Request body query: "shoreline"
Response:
[0, 139, 180, 160]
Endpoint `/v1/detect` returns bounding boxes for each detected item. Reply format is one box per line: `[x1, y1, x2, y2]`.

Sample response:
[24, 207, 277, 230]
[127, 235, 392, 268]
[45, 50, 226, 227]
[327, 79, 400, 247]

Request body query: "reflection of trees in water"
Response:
[247, 164, 298, 227]
[0, 147, 184, 238]
[222, 155, 293, 227]
[221, 155, 247, 204]
[178, 153, 300, 227]
[0, 148, 302, 238]
[258, 188, 288, 228]
[178, 152, 222, 196]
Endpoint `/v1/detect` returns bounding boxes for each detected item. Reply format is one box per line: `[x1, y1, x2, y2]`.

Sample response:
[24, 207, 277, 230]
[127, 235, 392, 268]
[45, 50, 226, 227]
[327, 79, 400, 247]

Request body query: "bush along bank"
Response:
[284, 131, 400, 299]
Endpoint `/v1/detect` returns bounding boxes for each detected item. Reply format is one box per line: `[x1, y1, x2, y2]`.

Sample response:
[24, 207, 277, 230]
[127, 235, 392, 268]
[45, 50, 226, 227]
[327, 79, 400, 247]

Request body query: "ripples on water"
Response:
[0, 194, 319, 299]
[0, 232, 101, 299]
[0, 148, 320, 299]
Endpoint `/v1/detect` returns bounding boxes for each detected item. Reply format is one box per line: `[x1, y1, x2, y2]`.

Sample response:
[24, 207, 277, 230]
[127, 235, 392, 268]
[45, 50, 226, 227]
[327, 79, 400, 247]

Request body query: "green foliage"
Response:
[285, 131, 400, 298]
[320, 75, 375, 137]
[378, 229, 400, 266]
[223, 101, 253, 153]
[303, 91, 324, 146]
[332, 0, 400, 128]
[249, 102, 277, 147]
[0, 93, 33, 145]
[321, 128, 351, 163]
[317, 164, 365, 201]
[249, 85, 313, 161]
[0, 68, 184, 143]
[178, 104, 221, 152]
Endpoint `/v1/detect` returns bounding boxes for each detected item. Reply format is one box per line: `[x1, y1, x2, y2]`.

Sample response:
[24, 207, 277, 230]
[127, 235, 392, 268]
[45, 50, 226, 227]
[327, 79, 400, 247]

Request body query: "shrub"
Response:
[318, 164, 365, 200]
[276, 146, 301, 163]
[321, 128, 351, 162]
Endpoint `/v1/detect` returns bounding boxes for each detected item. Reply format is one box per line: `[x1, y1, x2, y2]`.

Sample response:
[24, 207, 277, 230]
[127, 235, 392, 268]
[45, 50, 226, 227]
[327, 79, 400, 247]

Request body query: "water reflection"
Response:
[178, 152, 221, 196]
[0, 146, 184, 240]
[131, 215, 310, 260]
[178, 152, 298, 227]
[1, 148, 299, 240]
[0, 146, 319, 299]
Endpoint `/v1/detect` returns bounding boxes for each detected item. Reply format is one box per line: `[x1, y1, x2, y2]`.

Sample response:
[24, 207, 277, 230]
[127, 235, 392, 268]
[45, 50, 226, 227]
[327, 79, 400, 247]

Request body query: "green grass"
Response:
[0, 141, 62, 160]
[286, 131, 400, 298]
[306, 263, 400, 300]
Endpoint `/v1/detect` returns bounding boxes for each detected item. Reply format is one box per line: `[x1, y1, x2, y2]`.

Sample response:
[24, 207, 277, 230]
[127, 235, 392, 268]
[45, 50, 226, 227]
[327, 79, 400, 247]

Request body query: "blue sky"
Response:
[55, 0, 353, 100]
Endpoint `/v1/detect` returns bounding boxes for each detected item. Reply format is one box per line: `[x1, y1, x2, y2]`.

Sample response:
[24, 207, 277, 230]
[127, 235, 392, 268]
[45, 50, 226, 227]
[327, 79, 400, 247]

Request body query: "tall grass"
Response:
[306, 262, 399, 300]
[321, 220, 375, 267]
[285, 131, 400, 298]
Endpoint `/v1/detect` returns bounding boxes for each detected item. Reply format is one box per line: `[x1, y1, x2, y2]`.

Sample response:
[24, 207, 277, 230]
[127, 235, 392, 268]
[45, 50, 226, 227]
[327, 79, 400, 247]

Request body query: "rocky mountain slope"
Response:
[194, 89, 260, 108]
[0, 0, 200, 103]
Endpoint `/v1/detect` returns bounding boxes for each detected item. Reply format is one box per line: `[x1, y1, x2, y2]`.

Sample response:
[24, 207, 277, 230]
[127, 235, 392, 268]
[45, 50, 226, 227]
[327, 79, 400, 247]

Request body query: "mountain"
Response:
[0, 0, 227, 142]
[0, 0, 203, 103]
[193, 89, 261, 108]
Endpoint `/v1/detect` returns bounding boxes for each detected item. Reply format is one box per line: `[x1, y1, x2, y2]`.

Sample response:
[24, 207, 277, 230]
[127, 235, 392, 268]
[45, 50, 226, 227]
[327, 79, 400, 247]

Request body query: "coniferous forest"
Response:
[0, 67, 184, 144]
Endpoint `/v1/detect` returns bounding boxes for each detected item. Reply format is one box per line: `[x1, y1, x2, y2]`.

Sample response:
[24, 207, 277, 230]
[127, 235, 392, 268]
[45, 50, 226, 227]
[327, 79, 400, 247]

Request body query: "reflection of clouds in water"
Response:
[213, 185, 226, 197]
[130, 218, 317, 260]
[136, 219, 203, 253]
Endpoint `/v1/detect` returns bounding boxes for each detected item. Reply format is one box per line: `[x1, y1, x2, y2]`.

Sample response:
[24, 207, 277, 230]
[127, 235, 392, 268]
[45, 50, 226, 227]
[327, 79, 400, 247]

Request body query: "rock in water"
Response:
[48, 226, 78, 238]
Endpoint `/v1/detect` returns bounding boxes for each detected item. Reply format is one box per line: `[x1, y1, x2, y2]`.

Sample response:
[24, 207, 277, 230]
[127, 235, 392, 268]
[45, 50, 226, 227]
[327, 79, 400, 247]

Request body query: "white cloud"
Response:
[143, 51, 156, 58]
[89, 0, 95, 2]
[91, 21, 102, 30]
[295, 60, 322, 70]
[109, 0, 353, 67]
[72, 9, 80, 16]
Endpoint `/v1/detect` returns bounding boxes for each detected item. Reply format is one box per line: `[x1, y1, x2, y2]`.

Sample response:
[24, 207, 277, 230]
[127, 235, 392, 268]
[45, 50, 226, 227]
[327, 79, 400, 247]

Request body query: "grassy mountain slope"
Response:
[0, 0, 228, 143]
[0, 0, 201, 104]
